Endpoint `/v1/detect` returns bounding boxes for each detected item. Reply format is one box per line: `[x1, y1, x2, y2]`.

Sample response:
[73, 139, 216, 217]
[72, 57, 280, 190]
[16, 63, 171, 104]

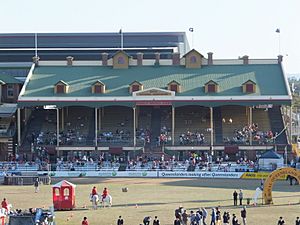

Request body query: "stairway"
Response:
[7, 138, 14, 158]
[213, 107, 223, 144]
[268, 106, 288, 144]
[150, 107, 162, 146]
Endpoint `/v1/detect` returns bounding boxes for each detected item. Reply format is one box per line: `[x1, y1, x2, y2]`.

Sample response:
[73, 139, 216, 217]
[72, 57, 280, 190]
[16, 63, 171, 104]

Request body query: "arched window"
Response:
[55, 188, 60, 196]
[190, 56, 197, 64]
[118, 56, 125, 64]
[63, 188, 70, 196]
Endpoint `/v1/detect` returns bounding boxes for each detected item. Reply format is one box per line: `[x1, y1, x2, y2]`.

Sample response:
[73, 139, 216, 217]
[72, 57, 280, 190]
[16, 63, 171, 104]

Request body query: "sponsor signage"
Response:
[241, 172, 286, 180]
[158, 171, 244, 179]
[50, 171, 157, 178]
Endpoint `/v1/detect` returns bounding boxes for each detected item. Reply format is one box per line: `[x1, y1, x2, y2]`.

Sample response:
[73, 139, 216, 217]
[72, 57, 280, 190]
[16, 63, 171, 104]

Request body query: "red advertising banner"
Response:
[136, 101, 172, 106]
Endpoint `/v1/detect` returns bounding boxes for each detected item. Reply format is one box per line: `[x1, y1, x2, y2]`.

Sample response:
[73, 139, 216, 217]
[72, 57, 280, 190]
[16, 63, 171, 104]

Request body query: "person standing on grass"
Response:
[239, 190, 243, 205]
[210, 208, 216, 225]
[143, 216, 151, 225]
[34, 178, 40, 193]
[233, 190, 238, 206]
[277, 216, 285, 225]
[201, 207, 207, 225]
[295, 217, 300, 225]
[82, 217, 89, 225]
[117, 216, 124, 225]
[174, 217, 181, 225]
[153, 216, 160, 225]
[232, 214, 240, 225]
[182, 210, 188, 225]
[240, 206, 246, 225]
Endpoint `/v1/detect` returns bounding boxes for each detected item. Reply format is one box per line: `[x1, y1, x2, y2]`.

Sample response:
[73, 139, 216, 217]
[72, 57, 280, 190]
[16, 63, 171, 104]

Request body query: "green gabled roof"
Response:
[205, 80, 219, 85]
[0, 73, 23, 84]
[21, 64, 289, 98]
[55, 80, 69, 86]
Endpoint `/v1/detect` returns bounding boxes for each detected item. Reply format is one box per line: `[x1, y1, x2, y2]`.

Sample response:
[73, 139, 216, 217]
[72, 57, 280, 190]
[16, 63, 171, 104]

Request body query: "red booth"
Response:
[52, 180, 76, 210]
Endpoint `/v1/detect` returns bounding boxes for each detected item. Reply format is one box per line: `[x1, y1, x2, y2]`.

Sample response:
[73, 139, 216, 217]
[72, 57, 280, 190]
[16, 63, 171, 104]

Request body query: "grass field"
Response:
[0, 178, 300, 225]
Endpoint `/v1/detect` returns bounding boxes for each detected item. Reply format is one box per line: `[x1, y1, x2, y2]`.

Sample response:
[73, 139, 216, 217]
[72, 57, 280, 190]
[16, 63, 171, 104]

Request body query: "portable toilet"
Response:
[52, 180, 76, 210]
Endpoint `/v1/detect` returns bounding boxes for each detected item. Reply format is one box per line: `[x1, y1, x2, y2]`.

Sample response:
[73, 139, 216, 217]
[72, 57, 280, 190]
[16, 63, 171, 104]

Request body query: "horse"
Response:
[101, 194, 112, 208]
[90, 194, 100, 210]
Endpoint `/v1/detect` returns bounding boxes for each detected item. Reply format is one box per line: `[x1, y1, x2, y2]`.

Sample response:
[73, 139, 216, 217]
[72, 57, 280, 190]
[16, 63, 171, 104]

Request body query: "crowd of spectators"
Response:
[179, 131, 206, 145]
[224, 123, 275, 145]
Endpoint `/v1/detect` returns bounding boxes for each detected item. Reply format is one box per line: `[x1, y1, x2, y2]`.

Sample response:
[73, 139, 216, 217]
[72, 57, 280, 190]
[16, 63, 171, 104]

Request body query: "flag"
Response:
[189, 28, 194, 32]
[275, 28, 280, 33]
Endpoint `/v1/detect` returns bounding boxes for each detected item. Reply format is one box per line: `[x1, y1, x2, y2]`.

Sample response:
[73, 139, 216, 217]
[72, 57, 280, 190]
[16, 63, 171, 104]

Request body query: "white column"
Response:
[56, 108, 59, 147]
[210, 107, 214, 155]
[61, 108, 64, 131]
[95, 108, 98, 147]
[133, 107, 136, 147]
[249, 106, 253, 145]
[98, 107, 102, 131]
[172, 106, 175, 145]
[17, 108, 21, 146]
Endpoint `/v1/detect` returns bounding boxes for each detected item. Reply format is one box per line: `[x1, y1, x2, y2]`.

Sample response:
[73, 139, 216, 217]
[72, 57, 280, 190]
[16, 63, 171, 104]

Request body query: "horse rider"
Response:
[102, 187, 108, 201]
[91, 186, 98, 196]
[1, 198, 8, 213]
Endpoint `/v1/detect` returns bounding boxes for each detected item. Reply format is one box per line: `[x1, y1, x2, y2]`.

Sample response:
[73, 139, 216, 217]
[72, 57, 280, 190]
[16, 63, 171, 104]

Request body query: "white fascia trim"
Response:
[18, 95, 291, 102]
[133, 87, 175, 97]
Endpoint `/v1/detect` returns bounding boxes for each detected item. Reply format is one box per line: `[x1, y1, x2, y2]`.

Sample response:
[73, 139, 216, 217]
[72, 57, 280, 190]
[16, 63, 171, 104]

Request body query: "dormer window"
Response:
[129, 81, 143, 93]
[54, 80, 69, 94]
[167, 80, 181, 93]
[204, 80, 219, 93]
[208, 84, 216, 93]
[132, 85, 140, 92]
[92, 80, 106, 94]
[183, 49, 203, 68]
[113, 50, 130, 69]
[118, 56, 125, 64]
[242, 80, 256, 93]
[190, 56, 197, 64]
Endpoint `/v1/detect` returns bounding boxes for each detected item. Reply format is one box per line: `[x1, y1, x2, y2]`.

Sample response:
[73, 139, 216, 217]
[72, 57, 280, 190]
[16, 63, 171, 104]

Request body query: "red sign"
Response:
[136, 101, 172, 106]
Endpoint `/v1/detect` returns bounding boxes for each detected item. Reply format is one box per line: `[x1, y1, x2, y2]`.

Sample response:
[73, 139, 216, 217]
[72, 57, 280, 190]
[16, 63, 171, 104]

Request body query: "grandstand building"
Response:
[0, 32, 189, 160]
[16, 48, 292, 161]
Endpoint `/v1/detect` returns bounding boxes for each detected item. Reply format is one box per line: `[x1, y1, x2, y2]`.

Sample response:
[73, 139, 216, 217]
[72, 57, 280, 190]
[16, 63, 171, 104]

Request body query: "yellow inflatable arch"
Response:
[263, 167, 300, 204]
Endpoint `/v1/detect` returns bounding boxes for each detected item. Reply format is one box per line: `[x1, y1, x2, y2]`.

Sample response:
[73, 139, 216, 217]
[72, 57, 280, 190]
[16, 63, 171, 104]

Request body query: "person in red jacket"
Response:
[102, 187, 108, 201]
[1, 198, 8, 212]
[91, 186, 98, 196]
[82, 216, 89, 225]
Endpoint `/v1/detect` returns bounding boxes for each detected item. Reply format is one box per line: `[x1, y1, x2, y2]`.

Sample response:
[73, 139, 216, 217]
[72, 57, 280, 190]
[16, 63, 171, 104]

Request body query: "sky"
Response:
[0, 0, 299, 74]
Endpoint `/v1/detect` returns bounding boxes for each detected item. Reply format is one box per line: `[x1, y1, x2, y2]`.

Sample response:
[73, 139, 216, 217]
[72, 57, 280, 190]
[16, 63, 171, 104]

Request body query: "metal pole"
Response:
[17, 108, 21, 147]
[172, 106, 175, 145]
[95, 108, 98, 147]
[249, 106, 253, 145]
[56, 108, 59, 147]
[133, 107, 136, 147]
[210, 107, 214, 156]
